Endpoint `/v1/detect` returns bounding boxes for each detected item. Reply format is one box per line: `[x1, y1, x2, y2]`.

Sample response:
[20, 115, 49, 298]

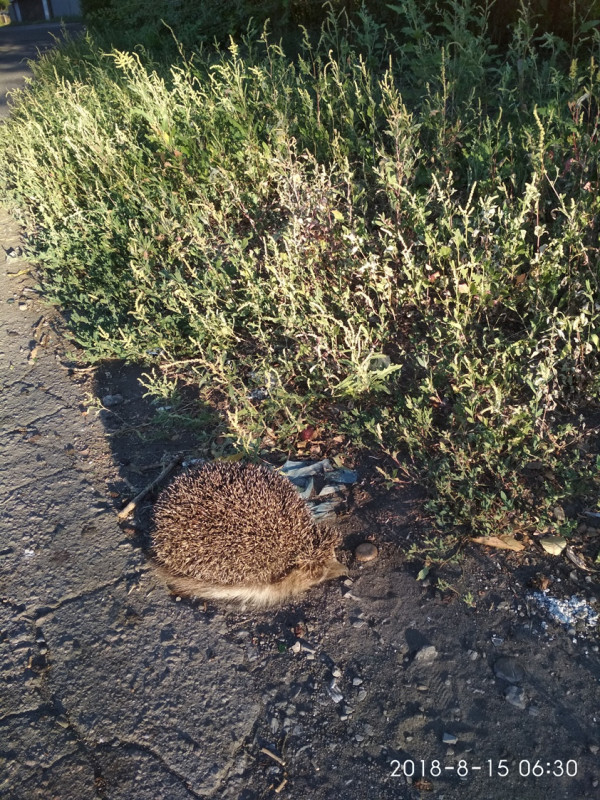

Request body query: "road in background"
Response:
[0, 22, 84, 119]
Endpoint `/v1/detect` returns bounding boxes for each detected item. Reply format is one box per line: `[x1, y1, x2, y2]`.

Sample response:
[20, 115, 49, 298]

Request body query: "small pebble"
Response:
[493, 657, 525, 685]
[505, 685, 527, 709]
[327, 680, 343, 704]
[442, 733, 458, 745]
[352, 677, 363, 686]
[355, 543, 378, 562]
[357, 688, 367, 701]
[414, 645, 438, 663]
[332, 666, 342, 678]
[102, 394, 123, 407]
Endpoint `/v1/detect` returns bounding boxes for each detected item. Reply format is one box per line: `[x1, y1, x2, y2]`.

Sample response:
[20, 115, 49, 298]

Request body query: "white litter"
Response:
[531, 592, 598, 628]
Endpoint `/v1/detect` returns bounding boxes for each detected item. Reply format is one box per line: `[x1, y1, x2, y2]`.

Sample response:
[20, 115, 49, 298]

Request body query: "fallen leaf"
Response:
[473, 535, 525, 552]
[414, 778, 434, 791]
[565, 546, 595, 572]
[539, 535, 567, 555]
[219, 452, 245, 462]
[531, 574, 551, 591]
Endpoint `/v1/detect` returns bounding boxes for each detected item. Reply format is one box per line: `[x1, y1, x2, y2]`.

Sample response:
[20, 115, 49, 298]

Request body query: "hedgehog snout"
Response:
[320, 558, 348, 581]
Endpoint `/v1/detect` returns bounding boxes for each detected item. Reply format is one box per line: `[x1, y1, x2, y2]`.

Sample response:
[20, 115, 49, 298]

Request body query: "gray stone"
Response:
[414, 645, 438, 663]
[505, 685, 527, 709]
[102, 394, 123, 407]
[493, 657, 525, 684]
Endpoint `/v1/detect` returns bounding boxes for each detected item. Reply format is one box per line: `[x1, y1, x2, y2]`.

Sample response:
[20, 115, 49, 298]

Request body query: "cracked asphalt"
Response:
[0, 212, 261, 799]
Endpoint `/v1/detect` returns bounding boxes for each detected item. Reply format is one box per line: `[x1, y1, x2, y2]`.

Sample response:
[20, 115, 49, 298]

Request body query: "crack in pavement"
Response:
[110, 738, 207, 800]
[0, 468, 74, 494]
[30, 571, 151, 623]
[9, 578, 131, 623]
[205, 723, 258, 800]
[0, 705, 49, 724]
[1, 409, 68, 434]
[39, 691, 108, 799]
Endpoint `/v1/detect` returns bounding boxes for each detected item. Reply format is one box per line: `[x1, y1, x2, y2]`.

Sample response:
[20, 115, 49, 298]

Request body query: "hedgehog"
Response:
[151, 461, 347, 608]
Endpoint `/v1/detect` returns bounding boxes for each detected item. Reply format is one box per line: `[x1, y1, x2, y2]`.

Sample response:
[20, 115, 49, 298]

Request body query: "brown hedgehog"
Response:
[152, 461, 347, 608]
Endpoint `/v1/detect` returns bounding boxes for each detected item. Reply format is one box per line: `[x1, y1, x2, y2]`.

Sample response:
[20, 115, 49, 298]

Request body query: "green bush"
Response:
[2, 2, 599, 540]
[79, 1, 600, 54]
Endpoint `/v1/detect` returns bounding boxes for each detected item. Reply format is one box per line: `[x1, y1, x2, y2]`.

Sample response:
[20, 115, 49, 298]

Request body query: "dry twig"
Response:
[260, 748, 286, 767]
[117, 456, 182, 520]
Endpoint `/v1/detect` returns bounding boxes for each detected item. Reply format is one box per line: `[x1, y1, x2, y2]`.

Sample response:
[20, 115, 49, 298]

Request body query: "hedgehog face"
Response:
[321, 558, 349, 581]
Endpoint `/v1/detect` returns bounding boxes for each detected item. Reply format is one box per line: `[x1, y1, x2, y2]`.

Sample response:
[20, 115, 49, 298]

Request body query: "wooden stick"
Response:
[274, 778, 288, 794]
[260, 747, 286, 767]
[117, 456, 182, 520]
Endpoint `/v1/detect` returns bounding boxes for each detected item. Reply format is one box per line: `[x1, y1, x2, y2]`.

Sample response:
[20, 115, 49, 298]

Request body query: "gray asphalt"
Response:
[0, 22, 84, 118]
[0, 210, 261, 798]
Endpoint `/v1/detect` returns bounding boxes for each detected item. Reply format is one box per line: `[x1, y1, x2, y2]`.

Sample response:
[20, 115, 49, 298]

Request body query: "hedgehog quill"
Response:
[152, 461, 347, 608]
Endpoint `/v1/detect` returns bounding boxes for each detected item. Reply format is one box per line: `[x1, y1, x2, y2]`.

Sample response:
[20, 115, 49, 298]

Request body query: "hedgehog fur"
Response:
[152, 461, 347, 608]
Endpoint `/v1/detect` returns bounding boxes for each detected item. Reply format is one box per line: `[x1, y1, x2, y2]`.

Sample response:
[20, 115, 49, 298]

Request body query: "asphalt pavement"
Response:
[0, 22, 84, 119]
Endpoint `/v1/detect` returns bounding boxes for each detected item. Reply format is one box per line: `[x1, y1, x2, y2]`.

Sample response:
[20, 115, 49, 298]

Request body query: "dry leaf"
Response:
[565, 546, 594, 572]
[473, 535, 525, 552]
[414, 778, 434, 791]
[539, 535, 567, 555]
[531, 574, 551, 591]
